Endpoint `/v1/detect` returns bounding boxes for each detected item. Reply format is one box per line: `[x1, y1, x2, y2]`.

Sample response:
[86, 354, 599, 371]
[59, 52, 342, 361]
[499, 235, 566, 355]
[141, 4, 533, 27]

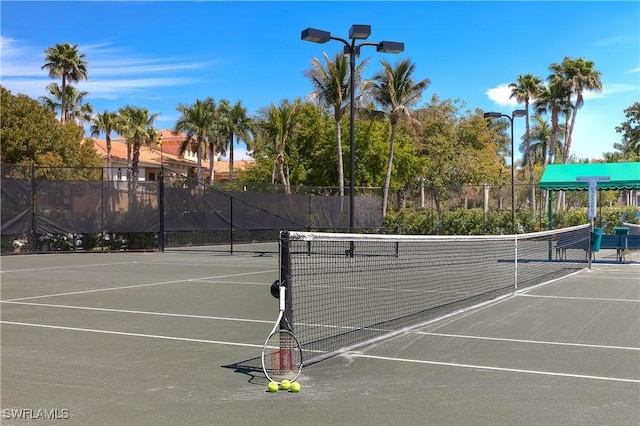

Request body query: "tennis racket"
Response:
[261, 284, 302, 383]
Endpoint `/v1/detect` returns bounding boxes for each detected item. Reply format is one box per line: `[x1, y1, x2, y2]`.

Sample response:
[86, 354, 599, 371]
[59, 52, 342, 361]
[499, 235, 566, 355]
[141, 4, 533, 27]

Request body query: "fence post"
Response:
[30, 163, 37, 253]
[229, 195, 234, 254]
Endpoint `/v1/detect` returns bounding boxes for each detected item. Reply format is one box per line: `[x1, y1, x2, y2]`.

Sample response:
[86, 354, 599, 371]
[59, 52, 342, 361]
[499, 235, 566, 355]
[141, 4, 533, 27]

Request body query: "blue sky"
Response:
[1, 1, 638, 162]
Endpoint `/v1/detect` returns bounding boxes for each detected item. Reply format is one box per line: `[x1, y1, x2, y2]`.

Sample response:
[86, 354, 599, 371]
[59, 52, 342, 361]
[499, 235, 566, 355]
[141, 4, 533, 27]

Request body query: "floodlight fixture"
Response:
[348, 24, 371, 40]
[302, 24, 404, 236]
[301, 28, 331, 43]
[377, 41, 404, 54]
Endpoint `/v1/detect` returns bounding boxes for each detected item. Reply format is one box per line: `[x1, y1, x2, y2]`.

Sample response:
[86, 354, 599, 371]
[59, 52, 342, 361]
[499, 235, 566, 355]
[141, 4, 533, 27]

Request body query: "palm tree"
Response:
[174, 98, 217, 188]
[117, 106, 158, 184]
[549, 57, 602, 163]
[509, 74, 543, 211]
[368, 58, 430, 216]
[41, 42, 88, 124]
[525, 115, 565, 167]
[218, 100, 252, 181]
[90, 111, 119, 179]
[534, 82, 572, 166]
[40, 83, 93, 125]
[304, 52, 370, 197]
[256, 99, 302, 194]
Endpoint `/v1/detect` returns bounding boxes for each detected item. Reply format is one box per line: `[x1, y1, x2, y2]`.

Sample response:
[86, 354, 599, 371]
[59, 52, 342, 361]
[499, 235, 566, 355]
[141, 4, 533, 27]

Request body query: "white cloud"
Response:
[0, 36, 48, 77]
[582, 83, 637, 101]
[77, 77, 198, 100]
[486, 82, 637, 106]
[486, 84, 519, 107]
[0, 38, 213, 101]
[588, 36, 631, 47]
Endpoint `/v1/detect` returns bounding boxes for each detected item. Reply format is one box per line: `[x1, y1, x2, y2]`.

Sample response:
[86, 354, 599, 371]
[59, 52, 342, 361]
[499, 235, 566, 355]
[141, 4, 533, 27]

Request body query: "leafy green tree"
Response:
[0, 86, 101, 174]
[368, 58, 430, 216]
[174, 98, 216, 187]
[415, 97, 503, 216]
[41, 42, 88, 124]
[614, 102, 640, 159]
[509, 73, 543, 211]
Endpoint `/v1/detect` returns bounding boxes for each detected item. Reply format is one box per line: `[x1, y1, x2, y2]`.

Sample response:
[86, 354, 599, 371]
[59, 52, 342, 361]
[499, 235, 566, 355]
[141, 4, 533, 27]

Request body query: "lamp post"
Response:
[157, 130, 164, 251]
[484, 109, 526, 234]
[302, 25, 403, 233]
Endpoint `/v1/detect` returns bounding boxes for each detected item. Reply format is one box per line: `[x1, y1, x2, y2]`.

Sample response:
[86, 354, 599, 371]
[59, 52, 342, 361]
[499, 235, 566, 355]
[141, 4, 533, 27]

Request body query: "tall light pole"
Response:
[157, 130, 164, 251]
[301, 25, 403, 233]
[484, 109, 526, 234]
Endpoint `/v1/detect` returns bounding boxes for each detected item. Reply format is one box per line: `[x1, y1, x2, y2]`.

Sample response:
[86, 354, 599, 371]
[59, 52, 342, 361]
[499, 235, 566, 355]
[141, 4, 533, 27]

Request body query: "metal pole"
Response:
[349, 41, 356, 234]
[158, 163, 165, 252]
[510, 115, 515, 234]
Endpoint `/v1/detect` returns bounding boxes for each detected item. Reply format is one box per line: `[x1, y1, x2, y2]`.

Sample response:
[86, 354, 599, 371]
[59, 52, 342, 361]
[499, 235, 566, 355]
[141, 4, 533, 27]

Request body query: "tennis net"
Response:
[278, 224, 592, 366]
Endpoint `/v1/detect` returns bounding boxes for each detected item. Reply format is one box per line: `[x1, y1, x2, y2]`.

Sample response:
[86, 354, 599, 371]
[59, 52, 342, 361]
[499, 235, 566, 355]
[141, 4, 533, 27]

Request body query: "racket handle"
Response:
[279, 286, 285, 312]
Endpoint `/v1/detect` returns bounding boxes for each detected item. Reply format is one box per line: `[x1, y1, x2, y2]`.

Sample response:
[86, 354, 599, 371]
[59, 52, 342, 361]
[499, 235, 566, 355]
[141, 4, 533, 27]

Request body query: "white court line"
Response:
[0, 301, 273, 324]
[4, 321, 638, 384]
[520, 294, 640, 303]
[1, 270, 277, 302]
[1, 261, 144, 274]
[420, 332, 640, 351]
[351, 353, 640, 384]
[0, 321, 263, 349]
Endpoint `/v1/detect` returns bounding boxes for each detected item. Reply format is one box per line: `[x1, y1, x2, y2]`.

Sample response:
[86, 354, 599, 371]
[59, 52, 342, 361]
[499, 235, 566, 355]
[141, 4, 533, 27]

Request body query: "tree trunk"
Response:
[381, 124, 398, 217]
[229, 134, 235, 181]
[335, 115, 344, 197]
[525, 102, 536, 211]
[60, 74, 67, 123]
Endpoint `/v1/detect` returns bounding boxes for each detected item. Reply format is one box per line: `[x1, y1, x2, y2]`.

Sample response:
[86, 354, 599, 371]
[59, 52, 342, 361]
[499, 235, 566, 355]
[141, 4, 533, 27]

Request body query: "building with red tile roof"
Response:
[89, 129, 254, 182]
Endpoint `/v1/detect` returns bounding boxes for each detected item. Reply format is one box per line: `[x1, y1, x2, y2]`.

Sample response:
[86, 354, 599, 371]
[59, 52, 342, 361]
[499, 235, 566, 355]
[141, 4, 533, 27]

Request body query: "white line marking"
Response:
[1, 270, 277, 302]
[421, 332, 640, 351]
[0, 301, 273, 324]
[520, 294, 640, 303]
[0, 321, 264, 349]
[0, 261, 142, 273]
[5, 322, 636, 384]
[352, 353, 640, 384]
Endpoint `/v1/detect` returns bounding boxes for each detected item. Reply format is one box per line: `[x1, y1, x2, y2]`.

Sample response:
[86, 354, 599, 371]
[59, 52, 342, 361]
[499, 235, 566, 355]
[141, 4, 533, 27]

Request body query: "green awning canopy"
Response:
[540, 162, 640, 191]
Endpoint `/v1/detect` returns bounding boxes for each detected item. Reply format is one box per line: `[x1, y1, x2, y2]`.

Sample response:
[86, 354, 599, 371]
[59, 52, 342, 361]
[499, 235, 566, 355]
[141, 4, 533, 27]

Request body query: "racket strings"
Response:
[262, 330, 302, 382]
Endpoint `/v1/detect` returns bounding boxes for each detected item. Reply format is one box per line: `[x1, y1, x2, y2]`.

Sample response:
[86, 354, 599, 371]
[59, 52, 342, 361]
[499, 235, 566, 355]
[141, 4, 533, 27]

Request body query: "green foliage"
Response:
[384, 205, 640, 237]
[412, 96, 505, 216]
[613, 102, 640, 159]
[1, 86, 102, 170]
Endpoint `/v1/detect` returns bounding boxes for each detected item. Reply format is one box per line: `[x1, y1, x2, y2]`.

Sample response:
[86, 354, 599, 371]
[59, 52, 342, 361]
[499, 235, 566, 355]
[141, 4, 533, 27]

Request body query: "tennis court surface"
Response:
[1, 246, 638, 425]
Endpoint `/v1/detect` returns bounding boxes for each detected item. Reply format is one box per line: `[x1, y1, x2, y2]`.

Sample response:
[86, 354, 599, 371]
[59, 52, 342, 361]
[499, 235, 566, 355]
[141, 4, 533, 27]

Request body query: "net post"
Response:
[279, 230, 293, 332]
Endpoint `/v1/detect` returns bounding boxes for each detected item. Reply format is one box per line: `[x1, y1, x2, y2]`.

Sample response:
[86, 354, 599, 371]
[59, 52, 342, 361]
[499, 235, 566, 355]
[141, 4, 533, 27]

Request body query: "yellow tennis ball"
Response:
[289, 381, 301, 393]
[267, 381, 279, 392]
[279, 379, 291, 390]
